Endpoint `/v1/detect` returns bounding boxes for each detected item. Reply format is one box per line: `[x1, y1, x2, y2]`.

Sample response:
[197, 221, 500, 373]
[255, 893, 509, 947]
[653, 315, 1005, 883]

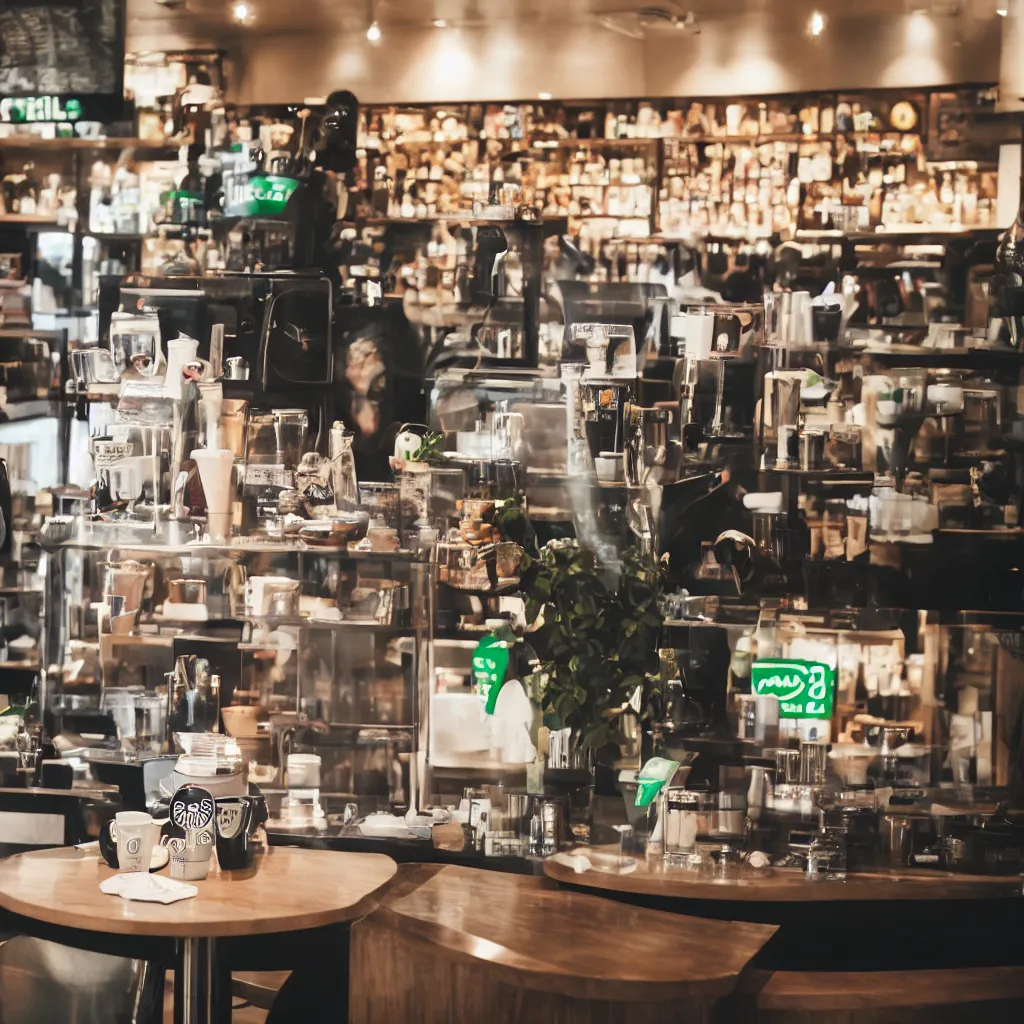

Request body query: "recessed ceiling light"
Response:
[432, 18, 448, 27]
[366, 19, 382, 41]
[997, 5, 1008, 14]
[808, 10, 825, 35]
[231, 1, 249, 22]
[538, 92, 552, 100]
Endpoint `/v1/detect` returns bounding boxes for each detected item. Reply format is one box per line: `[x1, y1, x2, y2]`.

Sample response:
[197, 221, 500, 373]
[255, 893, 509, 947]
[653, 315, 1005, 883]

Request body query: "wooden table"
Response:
[0, 845, 397, 1024]
[350, 863, 777, 1023]
[543, 851, 1024, 903]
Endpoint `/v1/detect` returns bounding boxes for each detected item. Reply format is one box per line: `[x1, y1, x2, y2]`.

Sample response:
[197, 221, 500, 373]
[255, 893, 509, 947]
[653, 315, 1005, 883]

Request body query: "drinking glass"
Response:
[660, 788, 701, 863]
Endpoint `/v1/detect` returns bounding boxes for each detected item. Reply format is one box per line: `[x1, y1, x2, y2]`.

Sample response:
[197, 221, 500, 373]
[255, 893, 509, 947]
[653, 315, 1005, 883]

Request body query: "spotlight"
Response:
[997, 5, 1008, 14]
[538, 92, 552, 100]
[366, 19, 381, 41]
[231, 1, 249, 21]
[808, 10, 825, 35]
[432, 18, 447, 27]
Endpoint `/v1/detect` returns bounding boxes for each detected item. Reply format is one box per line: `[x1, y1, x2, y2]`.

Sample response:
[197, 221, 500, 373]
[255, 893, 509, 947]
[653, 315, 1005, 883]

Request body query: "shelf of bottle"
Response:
[365, 135, 661, 149]
[84, 231, 149, 242]
[668, 132, 833, 145]
[0, 136, 179, 158]
[55, 538, 432, 561]
[327, 722, 413, 731]
[0, 215, 64, 229]
[244, 616, 422, 634]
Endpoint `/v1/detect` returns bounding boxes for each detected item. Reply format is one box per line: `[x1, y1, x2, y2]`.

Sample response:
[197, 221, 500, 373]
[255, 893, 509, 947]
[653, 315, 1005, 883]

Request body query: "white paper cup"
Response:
[115, 811, 156, 872]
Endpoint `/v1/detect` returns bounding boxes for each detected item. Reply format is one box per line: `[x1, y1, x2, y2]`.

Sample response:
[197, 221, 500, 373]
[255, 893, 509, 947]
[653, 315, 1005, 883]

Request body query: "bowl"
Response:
[221, 705, 264, 740]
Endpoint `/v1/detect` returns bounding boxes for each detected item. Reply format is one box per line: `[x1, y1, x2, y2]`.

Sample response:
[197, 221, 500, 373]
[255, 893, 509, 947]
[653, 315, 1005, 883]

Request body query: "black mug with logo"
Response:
[215, 796, 255, 870]
[98, 818, 119, 868]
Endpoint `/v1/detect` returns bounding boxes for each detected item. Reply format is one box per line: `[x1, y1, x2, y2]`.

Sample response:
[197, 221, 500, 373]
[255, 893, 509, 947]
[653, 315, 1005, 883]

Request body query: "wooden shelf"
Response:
[0, 136, 178, 157]
[529, 137, 661, 148]
[0, 215, 62, 227]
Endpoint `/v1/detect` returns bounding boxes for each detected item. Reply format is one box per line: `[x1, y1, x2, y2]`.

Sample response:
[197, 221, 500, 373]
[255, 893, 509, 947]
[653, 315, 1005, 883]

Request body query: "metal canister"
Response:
[799, 429, 826, 471]
[777, 424, 799, 466]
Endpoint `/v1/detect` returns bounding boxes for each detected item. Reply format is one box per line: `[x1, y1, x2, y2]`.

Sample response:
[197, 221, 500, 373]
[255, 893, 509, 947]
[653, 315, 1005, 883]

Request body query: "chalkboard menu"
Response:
[0, 0, 124, 99]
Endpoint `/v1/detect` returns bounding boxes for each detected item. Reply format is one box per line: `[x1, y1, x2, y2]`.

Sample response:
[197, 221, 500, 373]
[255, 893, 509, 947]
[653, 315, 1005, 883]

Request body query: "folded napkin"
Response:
[548, 852, 593, 874]
[100, 873, 198, 904]
[549, 849, 638, 876]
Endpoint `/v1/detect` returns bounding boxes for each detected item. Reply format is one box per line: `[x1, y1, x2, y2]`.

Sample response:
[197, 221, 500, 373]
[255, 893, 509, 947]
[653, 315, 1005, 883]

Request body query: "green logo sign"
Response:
[223, 173, 299, 217]
[751, 659, 834, 719]
[472, 634, 510, 716]
[0, 96, 82, 124]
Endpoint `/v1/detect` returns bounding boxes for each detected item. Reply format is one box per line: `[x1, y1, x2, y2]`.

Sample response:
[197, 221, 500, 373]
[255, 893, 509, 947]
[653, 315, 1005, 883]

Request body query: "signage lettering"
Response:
[0, 96, 83, 124]
[222, 172, 299, 218]
[751, 658, 835, 720]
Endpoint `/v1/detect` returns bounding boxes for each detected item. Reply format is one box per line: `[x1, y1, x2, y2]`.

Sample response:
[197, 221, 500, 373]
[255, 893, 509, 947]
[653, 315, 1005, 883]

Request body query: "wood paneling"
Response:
[736, 966, 1024, 1024]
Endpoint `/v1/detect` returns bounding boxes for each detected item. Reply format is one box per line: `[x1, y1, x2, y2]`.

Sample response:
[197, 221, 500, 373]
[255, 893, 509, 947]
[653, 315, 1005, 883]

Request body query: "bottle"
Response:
[993, 152, 1024, 346]
[807, 814, 848, 881]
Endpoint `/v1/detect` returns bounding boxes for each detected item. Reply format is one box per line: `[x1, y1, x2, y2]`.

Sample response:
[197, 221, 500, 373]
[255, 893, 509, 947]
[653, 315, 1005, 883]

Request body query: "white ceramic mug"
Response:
[114, 811, 157, 872]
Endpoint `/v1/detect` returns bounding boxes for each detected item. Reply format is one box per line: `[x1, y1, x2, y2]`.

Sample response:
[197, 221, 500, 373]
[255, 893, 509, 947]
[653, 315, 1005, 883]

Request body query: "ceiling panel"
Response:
[126, 0, 1000, 43]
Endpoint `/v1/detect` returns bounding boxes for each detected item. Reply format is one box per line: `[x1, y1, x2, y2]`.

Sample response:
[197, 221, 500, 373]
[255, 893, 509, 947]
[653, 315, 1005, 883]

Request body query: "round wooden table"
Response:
[0, 844, 397, 1024]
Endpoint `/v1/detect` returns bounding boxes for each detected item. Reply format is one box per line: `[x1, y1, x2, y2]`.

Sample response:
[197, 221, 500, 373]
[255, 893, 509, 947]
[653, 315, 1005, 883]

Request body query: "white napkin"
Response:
[548, 852, 593, 874]
[100, 873, 198, 904]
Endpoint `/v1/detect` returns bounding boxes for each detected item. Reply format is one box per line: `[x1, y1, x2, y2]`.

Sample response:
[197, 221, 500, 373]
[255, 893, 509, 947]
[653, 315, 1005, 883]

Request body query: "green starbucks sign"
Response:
[223, 173, 299, 217]
[472, 634, 510, 716]
[0, 96, 82, 124]
[751, 659, 834, 720]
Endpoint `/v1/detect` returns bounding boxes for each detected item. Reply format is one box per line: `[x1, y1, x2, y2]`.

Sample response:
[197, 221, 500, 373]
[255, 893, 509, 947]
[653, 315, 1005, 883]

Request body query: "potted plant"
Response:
[520, 540, 665, 765]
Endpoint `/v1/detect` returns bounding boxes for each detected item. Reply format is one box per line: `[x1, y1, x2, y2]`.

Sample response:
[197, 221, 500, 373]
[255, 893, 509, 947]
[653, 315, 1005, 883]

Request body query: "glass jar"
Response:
[807, 825, 848, 881]
[660, 788, 701, 863]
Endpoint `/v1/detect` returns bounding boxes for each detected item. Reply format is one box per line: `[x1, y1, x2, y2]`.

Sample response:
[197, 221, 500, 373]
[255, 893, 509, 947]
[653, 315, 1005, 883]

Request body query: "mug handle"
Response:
[98, 819, 119, 868]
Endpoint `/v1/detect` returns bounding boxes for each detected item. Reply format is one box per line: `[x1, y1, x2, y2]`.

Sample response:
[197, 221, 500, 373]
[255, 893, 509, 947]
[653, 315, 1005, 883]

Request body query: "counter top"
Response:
[543, 849, 1024, 902]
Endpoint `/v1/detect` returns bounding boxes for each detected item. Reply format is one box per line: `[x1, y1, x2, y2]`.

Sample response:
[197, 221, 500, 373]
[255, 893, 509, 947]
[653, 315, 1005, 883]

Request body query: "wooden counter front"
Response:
[349, 863, 777, 1023]
[543, 850, 1024, 903]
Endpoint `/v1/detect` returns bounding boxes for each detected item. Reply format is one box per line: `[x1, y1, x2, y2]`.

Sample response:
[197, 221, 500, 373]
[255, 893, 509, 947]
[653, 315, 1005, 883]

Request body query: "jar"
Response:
[807, 825, 848, 880]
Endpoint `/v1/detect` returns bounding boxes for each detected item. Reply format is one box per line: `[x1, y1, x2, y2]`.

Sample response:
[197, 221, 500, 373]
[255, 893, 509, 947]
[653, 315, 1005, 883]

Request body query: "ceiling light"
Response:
[231, 1, 249, 21]
[432, 18, 447, 27]
[997, 5, 1008, 14]
[366, 19, 381, 41]
[808, 10, 825, 35]
[538, 92, 552, 100]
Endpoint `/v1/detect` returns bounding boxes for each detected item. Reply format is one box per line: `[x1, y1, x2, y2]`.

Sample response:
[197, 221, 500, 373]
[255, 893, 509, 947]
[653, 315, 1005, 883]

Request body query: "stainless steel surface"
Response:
[224, 356, 249, 381]
[799, 740, 828, 786]
[881, 814, 913, 866]
[799, 429, 826, 471]
[168, 579, 207, 604]
[181, 936, 201, 1024]
[751, 511, 783, 563]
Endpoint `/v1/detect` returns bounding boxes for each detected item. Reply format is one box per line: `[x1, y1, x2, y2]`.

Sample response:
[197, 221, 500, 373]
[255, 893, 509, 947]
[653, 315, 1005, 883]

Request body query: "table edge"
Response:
[0, 850, 398, 938]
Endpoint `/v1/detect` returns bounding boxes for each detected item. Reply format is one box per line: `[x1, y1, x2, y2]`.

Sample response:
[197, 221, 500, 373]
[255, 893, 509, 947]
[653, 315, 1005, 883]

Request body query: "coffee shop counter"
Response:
[266, 822, 546, 875]
[544, 848, 1024, 972]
